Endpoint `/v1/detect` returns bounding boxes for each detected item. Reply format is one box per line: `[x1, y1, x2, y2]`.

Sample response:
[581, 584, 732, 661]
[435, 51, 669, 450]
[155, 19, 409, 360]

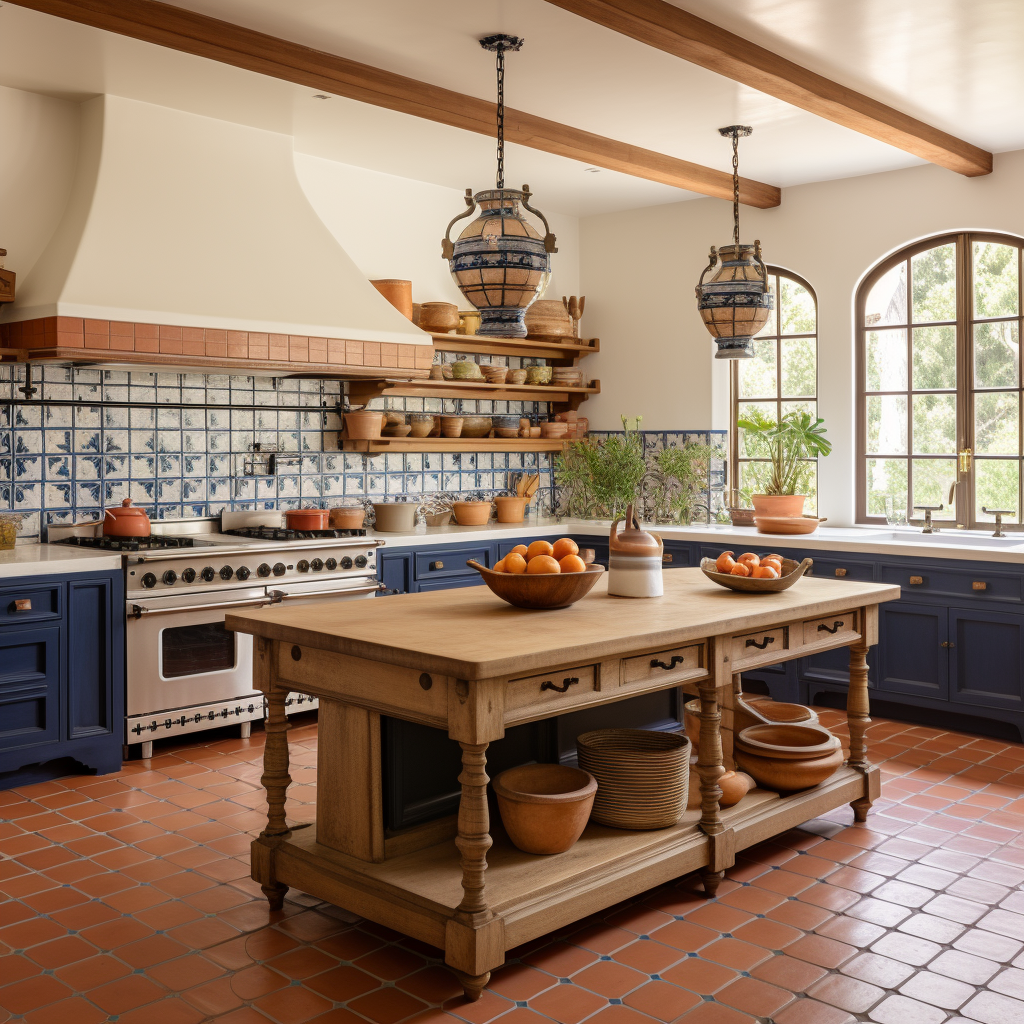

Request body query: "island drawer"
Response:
[803, 611, 859, 646]
[623, 643, 706, 688]
[805, 558, 874, 582]
[506, 665, 597, 713]
[414, 547, 491, 580]
[731, 626, 788, 665]
[0, 583, 62, 625]
[879, 564, 1021, 602]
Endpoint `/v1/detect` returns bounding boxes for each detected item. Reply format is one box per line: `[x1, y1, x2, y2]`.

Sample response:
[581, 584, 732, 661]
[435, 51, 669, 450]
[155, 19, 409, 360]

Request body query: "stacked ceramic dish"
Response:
[480, 363, 508, 384]
[576, 729, 690, 829]
[551, 367, 584, 388]
[451, 359, 484, 381]
[734, 723, 843, 792]
[525, 365, 553, 385]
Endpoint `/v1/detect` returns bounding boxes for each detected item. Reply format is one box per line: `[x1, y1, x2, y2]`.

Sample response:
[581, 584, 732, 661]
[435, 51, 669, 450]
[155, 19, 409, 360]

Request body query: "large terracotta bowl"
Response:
[700, 557, 812, 593]
[734, 723, 843, 792]
[467, 559, 605, 609]
[492, 764, 596, 855]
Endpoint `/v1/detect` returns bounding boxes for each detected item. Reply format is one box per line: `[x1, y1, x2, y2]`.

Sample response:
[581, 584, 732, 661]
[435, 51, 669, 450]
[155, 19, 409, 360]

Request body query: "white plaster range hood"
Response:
[2, 94, 431, 375]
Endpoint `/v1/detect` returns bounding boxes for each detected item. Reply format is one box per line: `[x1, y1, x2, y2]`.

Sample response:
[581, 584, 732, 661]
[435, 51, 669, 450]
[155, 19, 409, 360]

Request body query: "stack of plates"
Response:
[552, 368, 584, 388]
[576, 729, 690, 830]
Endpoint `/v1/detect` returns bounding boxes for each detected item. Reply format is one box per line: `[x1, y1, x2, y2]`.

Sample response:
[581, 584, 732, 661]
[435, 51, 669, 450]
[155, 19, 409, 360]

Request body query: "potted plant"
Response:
[734, 409, 832, 517]
[556, 416, 647, 519]
[651, 440, 725, 524]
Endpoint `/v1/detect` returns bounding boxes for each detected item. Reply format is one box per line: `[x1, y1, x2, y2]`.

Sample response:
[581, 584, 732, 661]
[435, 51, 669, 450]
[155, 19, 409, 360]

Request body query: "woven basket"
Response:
[576, 729, 690, 830]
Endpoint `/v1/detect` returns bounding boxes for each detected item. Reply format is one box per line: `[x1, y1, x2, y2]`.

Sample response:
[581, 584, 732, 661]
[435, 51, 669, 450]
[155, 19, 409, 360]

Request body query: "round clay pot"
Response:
[493, 764, 597, 855]
[329, 506, 365, 530]
[453, 501, 491, 526]
[525, 299, 574, 337]
[441, 416, 463, 438]
[345, 410, 384, 440]
[687, 769, 753, 809]
[734, 745, 844, 793]
[494, 496, 527, 523]
[103, 498, 151, 537]
[743, 697, 819, 726]
[285, 508, 329, 531]
[418, 302, 459, 333]
[409, 414, 435, 438]
[751, 494, 806, 517]
[370, 279, 413, 320]
[736, 723, 839, 759]
[734, 723, 843, 792]
[460, 416, 492, 438]
[372, 503, 418, 533]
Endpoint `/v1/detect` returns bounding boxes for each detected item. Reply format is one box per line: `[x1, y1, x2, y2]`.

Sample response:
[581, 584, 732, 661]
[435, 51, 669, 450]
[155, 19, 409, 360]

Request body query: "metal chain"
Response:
[731, 132, 740, 247]
[496, 47, 505, 190]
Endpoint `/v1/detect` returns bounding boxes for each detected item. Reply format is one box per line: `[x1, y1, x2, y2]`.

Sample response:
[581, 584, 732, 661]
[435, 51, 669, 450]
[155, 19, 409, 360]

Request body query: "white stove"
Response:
[48, 512, 385, 757]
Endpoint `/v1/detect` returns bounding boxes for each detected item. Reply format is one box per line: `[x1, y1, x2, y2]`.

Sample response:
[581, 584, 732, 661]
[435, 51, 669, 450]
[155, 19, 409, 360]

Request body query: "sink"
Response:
[869, 530, 1024, 548]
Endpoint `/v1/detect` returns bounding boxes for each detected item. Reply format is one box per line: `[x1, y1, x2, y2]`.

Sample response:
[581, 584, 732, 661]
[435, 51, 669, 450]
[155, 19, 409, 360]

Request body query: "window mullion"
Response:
[959, 232, 974, 528]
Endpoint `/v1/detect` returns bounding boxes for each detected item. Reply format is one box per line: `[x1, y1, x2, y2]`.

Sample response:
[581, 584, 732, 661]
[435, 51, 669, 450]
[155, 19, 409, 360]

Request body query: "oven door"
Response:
[125, 587, 270, 717]
[267, 577, 386, 605]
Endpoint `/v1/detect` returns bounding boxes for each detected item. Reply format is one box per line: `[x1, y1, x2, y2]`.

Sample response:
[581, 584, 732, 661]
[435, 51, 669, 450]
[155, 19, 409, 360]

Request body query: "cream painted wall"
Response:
[580, 150, 1024, 526]
[294, 153, 580, 311]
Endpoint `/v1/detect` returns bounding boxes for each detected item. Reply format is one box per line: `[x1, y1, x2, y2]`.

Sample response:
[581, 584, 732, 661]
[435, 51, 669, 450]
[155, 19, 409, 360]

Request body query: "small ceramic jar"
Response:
[608, 504, 663, 598]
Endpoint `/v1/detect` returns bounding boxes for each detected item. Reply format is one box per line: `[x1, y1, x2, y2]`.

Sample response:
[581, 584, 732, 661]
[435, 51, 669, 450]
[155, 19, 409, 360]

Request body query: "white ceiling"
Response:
[0, 1, 1021, 216]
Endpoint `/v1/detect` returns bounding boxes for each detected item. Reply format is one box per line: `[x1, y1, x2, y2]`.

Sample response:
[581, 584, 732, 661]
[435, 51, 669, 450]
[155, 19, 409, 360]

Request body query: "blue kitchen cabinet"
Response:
[0, 570, 124, 789]
[378, 550, 413, 594]
[877, 602, 948, 701]
[949, 607, 1024, 716]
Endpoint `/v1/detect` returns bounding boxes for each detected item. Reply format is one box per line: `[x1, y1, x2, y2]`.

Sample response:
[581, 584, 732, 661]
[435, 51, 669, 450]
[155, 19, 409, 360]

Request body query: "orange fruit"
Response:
[766, 553, 784, 561]
[511, 544, 528, 558]
[526, 540, 554, 561]
[761, 557, 783, 573]
[505, 552, 528, 574]
[552, 538, 579, 562]
[559, 554, 587, 573]
[526, 554, 561, 574]
[730, 562, 751, 577]
[492, 558, 506, 573]
[715, 550, 736, 573]
[737, 552, 760, 568]
[753, 565, 779, 579]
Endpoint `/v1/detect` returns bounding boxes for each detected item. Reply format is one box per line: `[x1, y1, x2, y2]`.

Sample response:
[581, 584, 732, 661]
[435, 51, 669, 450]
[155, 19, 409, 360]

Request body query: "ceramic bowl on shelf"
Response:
[453, 501, 492, 526]
[382, 423, 412, 438]
[492, 764, 597, 855]
[525, 365, 553, 385]
[343, 410, 385, 440]
[734, 723, 844, 792]
[460, 415, 492, 438]
[480, 364, 508, 384]
[418, 301, 459, 333]
[755, 515, 824, 535]
[440, 415, 464, 438]
[699, 556, 812, 593]
[540, 422, 568, 439]
[467, 559, 605, 610]
[409, 414, 435, 438]
[451, 359, 484, 380]
[285, 508, 328, 531]
[329, 506, 366, 530]
[506, 368, 528, 385]
[525, 299, 574, 338]
[372, 502, 418, 532]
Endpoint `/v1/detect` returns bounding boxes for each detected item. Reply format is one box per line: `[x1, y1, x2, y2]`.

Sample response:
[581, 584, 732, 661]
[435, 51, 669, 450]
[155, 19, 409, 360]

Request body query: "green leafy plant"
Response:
[735, 409, 832, 495]
[556, 416, 647, 518]
[655, 441, 725, 524]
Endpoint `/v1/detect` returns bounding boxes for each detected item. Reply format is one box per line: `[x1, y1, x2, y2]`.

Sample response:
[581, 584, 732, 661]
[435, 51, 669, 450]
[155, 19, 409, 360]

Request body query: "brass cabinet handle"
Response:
[835, 568, 847, 577]
[972, 581, 987, 591]
[909, 576, 923, 585]
[662, 553, 673, 563]
[10, 599, 31, 612]
[541, 676, 579, 693]
[941, 641, 955, 648]
[818, 620, 845, 634]
[429, 560, 444, 570]
[745, 635, 775, 650]
[651, 655, 685, 671]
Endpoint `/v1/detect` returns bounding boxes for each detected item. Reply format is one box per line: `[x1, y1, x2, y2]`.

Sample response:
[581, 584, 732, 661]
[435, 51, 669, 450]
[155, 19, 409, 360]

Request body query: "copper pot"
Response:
[285, 508, 329, 531]
[103, 498, 151, 537]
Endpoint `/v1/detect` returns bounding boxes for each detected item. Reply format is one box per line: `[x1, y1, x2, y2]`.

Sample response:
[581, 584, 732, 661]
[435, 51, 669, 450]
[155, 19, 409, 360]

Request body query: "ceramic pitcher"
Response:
[608, 504, 664, 598]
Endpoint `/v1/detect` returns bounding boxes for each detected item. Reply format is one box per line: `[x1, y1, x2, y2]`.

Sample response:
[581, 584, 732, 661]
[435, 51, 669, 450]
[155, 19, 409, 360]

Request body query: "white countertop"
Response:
[0, 545, 123, 579]
[370, 518, 1024, 564]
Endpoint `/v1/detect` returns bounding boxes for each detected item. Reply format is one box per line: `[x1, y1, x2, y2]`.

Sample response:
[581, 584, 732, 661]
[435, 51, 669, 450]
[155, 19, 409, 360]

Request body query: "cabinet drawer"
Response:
[507, 665, 597, 713]
[0, 583, 62, 625]
[623, 643, 706, 687]
[806, 558, 874, 582]
[414, 547, 491, 580]
[803, 611, 859, 646]
[879, 564, 1021, 602]
[732, 626, 789, 665]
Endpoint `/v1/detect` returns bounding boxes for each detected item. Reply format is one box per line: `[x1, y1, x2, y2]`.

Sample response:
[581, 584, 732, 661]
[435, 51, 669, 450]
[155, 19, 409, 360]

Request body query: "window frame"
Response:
[856, 231, 1024, 529]
[730, 267, 818, 510]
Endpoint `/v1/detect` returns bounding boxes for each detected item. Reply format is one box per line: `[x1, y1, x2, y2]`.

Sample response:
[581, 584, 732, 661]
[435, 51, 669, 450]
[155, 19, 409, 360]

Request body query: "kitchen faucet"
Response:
[914, 504, 942, 533]
[982, 506, 1015, 538]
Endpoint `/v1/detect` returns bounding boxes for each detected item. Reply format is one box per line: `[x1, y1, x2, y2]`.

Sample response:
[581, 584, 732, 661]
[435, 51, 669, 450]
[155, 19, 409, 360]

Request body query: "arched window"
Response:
[857, 232, 1024, 528]
[732, 268, 818, 512]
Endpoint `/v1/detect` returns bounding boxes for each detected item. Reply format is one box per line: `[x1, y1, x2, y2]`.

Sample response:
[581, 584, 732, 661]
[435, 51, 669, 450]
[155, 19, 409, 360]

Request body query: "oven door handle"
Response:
[269, 583, 386, 602]
[129, 596, 273, 619]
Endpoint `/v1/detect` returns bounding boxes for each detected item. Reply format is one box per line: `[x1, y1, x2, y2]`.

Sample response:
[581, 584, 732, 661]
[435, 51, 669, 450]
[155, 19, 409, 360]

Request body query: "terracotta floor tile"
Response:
[809, 972, 884, 1013]
[750, 952, 827, 991]
[841, 951, 915, 988]
[147, 952, 225, 991]
[47, 900, 119, 932]
[244, 928, 300, 962]
[336, 986, 425, 1024]
[676, 1001, 757, 1024]
[305, 965, 385, 1002]
[134, 900, 203, 931]
[661, 957, 739, 994]
[816, 914, 886, 947]
[716, 886, 785, 915]
[181, 976, 245, 1016]
[716, 975, 793, 1016]
[731, 917, 802, 950]
[355, 945, 426, 981]
[115, 995, 206, 1024]
[685, 904, 753, 934]
[0, 917, 66, 949]
[868, 992, 947, 1024]
[698, 937, 769, 972]
[396, 966, 465, 1006]
[118, 933, 191, 969]
[566, 924, 636, 955]
[786, 933, 856, 969]
[900, 970, 976, 1010]
[612, 938, 686, 975]
[83, 974, 166, 1014]
[954, 928, 1023, 963]
[275, 910, 345, 943]
[0, 975, 71, 1015]
[54, 952, 131, 991]
[647, 919, 718, 952]
[897, 912, 965, 944]
[22, 995, 108, 1024]
[961, 989, 1024, 1024]
[620, 979, 701, 1022]
[23, 935, 95, 969]
[167, 916, 239, 949]
[79, 917, 154, 950]
[521, 940, 597, 977]
[929, 948, 1000, 984]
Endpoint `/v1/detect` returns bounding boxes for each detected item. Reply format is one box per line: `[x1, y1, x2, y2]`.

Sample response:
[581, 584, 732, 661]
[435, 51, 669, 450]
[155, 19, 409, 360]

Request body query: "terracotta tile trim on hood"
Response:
[1, 317, 433, 376]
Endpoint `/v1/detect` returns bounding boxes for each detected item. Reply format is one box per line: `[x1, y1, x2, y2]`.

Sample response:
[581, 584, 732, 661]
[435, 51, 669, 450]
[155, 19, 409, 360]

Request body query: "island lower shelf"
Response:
[260, 766, 870, 951]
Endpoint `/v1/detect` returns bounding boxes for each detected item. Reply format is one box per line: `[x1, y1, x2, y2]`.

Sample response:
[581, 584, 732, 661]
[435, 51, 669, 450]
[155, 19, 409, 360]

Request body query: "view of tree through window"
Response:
[859, 233, 1024, 527]
[733, 270, 818, 512]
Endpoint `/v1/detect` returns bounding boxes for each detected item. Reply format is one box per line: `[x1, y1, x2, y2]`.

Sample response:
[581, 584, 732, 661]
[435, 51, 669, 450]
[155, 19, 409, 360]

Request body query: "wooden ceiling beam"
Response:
[547, 0, 992, 177]
[7, 0, 781, 207]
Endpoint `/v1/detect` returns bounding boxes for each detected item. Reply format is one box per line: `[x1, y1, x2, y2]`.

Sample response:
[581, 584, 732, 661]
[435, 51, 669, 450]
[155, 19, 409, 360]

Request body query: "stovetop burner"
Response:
[56, 535, 206, 551]
[222, 526, 368, 541]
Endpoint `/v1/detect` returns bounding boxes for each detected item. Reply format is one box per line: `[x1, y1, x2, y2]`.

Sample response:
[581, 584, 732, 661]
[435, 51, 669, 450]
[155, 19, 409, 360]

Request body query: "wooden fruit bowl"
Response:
[699, 556, 813, 593]
[467, 559, 605, 609]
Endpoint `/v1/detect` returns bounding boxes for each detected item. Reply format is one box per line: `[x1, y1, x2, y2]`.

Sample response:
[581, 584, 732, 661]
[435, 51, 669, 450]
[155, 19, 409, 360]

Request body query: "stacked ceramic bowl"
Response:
[734, 723, 843, 792]
[451, 359, 484, 381]
[576, 729, 690, 829]
[480, 363, 508, 384]
[552, 367, 584, 389]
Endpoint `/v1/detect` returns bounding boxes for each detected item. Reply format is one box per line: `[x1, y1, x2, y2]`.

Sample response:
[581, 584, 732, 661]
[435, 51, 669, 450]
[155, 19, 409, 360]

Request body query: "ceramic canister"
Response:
[607, 503, 664, 598]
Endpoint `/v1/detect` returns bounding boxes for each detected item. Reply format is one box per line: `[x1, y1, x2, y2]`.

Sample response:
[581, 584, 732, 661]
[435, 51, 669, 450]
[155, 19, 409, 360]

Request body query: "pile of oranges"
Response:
[715, 550, 784, 579]
[493, 538, 587, 575]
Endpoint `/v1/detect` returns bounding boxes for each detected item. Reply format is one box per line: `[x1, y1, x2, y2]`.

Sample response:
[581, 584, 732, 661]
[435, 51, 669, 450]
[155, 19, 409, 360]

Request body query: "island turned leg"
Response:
[847, 638, 872, 823]
[258, 685, 292, 909]
[697, 678, 725, 897]
[452, 741, 494, 1001]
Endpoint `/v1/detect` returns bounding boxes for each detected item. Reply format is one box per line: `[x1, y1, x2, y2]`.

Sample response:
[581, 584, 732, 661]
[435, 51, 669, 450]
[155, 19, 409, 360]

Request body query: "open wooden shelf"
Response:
[429, 332, 599, 361]
[340, 436, 567, 454]
[348, 377, 600, 407]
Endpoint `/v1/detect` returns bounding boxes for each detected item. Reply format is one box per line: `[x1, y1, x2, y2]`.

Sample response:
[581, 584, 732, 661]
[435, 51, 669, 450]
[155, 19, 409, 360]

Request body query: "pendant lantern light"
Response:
[441, 35, 557, 338]
[695, 126, 773, 359]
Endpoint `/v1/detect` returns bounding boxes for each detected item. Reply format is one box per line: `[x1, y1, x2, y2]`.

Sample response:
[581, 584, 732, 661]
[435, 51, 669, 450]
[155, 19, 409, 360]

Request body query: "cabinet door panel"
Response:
[378, 552, 412, 594]
[67, 578, 114, 738]
[415, 577, 485, 593]
[878, 603, 947, 700]
[950, 608, 1024, 712]
[0, 626, 60, 750]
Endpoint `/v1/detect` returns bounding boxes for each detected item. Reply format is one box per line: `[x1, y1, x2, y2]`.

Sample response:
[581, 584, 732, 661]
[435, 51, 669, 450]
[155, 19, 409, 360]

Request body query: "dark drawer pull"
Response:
[10, 598, 32, 612]
[745, 635, 775, 650]
[818, 620, 845, 634]
[540, 676, 579, 693]
[429, 560, 444, 570]
[651, 655, 685, 671]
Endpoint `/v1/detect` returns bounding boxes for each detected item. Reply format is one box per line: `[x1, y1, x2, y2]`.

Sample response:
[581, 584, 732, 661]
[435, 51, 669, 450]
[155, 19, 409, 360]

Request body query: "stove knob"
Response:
[273, 562, 286, 577]
[181, 567, 196, 584]
[297, 559, 310, 573]
[162, 570, 177, 586]
[340, 556, 353, 570]
[235, 566, 251, 581]
[142, 572, 157, 589]
[325, 558, 337, 571]
[355, 555, 368, 569]
[310, 558, 324, 572]
[257, 563, 271, 578]
[219, 566, 234, 580]
[201, 567, 215, 582]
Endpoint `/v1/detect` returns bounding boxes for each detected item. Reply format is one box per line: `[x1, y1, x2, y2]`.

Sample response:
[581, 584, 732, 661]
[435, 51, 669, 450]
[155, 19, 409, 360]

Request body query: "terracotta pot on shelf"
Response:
[103, 498, 151, 538]
[409, 414, 435, 438]
[453, 501, 492, 526]
[418, 302, 459, 333]
[525, 299, 573, 337]
[285, 508, 329, 531]
[344, 410, 384, 440]
[457, 310, 481, 335]
[751, 494, 806, 518]
[441, 416, 464, 438]
[370, 279, 413, 320]
[494, 496, 527, 523]
[460, 416, 492, 438]
[329, 506, 366, 530]
[493, 764, 597, 855]
[734, 723, 843, 792]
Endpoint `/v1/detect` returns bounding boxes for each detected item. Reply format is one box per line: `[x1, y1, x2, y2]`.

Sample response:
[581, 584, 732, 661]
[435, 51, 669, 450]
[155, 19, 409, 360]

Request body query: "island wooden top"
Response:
[227, 568, 899, 680]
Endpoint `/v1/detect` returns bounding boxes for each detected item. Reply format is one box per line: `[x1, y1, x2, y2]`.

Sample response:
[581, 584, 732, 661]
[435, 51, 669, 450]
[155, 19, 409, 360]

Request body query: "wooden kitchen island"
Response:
[228, 569, 899, 1000]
